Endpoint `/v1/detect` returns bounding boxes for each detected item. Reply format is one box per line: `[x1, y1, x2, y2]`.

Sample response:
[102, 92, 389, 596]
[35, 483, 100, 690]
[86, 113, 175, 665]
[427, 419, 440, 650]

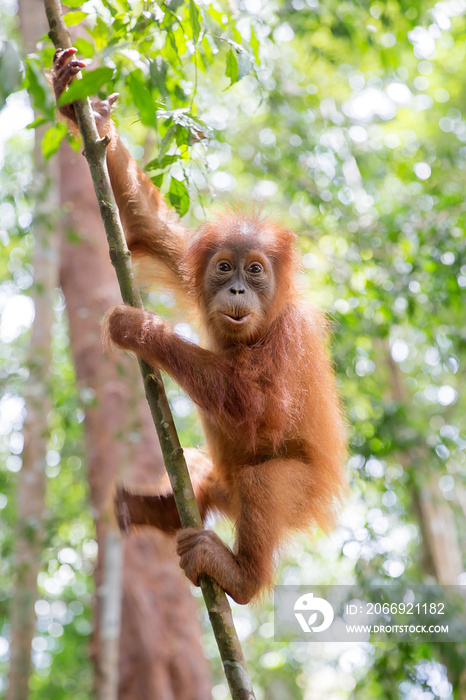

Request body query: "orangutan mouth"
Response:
[220, 312, 252, 326]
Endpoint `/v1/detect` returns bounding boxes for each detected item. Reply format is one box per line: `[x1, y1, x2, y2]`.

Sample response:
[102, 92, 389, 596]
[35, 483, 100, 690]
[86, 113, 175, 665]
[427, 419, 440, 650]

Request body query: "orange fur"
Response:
[102, 209, 348, 603]
[52, 51, 347, 604]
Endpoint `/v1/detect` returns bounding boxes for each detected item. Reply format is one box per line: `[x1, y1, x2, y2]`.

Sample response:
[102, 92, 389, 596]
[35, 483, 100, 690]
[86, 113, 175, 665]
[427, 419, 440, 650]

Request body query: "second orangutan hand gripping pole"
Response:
[43, 1, 255, 697]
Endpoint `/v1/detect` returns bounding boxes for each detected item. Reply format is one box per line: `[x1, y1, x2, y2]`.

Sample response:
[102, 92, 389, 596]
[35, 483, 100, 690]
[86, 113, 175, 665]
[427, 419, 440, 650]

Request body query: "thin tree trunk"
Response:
[387, 354, 463, 584]
[416, 473, 463, 585]
[58, 140, 211, 699]
[386, 352, 465, 698]
[6, 149, 58, 700]
[6, 2, 59, 697]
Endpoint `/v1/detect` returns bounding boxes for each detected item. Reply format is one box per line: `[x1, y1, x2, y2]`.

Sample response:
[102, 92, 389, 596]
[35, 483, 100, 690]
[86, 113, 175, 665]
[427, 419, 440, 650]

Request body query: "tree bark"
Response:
[416, 473, 463, 585]
[6, 145, 58, 700]
[7, 1, 59, 697]
[386, 352, 465, 698]
[58, 140, 211, 699]
[386, 354, 463, 585]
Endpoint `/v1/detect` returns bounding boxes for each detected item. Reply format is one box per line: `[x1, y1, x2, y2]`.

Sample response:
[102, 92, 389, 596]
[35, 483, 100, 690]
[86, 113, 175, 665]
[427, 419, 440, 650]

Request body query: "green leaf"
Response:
[200, 34, 213, 67]
[26, 116, 49, 130]
[150, 57, 168, 99]
[237, 50, 252, 80]
[225, 48, 239, 86]
[91, 16, 109, 53]
[168, 177, 189, 217]
[68, 133, 81, 152]
[25, 61, 54, 117]
[158, 123, 175, 162]
[172, 24, 187, 56]
[74, 38, 95, 59]
[0, 40, 21, 106]
[208, 5, 225, 26]
[232, 28, 242, 45]
[58, 66, 114, 106]
[189, 0, 202, 43]
[165, 0, 184, 9]
[127, 71, 158, 127]
[42, 122, 68, 159]
[174, 83, 187, 103]
[145, 154, 178, 171]
[175, 125, 189, 147]
[151, 173, 165, 189]
[63, 10, 88, 26]
[250, 28, 260, 64]
[225, 47, 252, 86]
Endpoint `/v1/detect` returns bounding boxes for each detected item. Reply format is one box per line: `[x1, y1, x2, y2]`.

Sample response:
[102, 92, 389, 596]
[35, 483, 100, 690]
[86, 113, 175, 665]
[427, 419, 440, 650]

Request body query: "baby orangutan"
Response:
[52, 48, 347, 605]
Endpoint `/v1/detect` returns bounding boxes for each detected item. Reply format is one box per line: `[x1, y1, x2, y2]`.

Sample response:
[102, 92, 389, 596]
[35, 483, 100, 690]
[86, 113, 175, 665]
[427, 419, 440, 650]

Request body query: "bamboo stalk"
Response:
[43, 2, 255, 697]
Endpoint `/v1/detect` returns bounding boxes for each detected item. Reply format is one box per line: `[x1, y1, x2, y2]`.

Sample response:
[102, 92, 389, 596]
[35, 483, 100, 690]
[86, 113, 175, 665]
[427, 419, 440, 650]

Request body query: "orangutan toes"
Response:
[52, 48, 86, 98]
[52, 49, 119, 129]
[115, 486, 182, 534]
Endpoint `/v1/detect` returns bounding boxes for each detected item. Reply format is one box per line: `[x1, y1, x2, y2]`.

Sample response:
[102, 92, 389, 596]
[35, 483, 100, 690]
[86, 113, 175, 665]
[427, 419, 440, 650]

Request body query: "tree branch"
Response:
[42, 1, 255, 697]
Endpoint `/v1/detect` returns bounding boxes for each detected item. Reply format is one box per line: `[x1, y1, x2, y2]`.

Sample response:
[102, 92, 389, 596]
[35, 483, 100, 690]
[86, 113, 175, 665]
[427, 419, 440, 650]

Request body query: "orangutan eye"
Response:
[248, 263, 263, 274]
[218, 261, 232, 272]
